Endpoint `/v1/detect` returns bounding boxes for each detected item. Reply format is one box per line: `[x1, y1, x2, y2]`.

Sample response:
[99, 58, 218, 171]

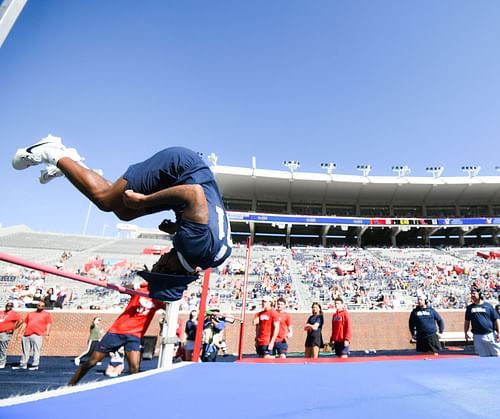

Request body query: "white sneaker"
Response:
[12, 365, 27, 370]
[38, 149, 85, 184]
[12, 134, 66, 170]
[39, 164, 63, 184]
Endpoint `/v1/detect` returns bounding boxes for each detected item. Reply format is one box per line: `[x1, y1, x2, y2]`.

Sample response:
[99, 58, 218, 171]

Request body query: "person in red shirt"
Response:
[68, 282, 164, 385]
[274, 297, 293, 359]
[329, 297, 353, 358]
[13, 301, 52, 370]
[0, 302, 23, 368]
[253, 296, 280, 359]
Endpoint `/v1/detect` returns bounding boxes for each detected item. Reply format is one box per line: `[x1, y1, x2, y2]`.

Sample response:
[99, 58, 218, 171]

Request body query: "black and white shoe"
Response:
[12, 134, 66, 170]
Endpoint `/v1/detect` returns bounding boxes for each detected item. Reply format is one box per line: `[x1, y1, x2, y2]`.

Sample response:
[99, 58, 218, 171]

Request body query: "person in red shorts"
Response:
[0, 302, 23, 368]
[13, 301, 52, 370]
[329, 297, 352, 358]
[274, 297, 293, 359]
[253, 296, 280, 359]
[68, 282, 164, 385]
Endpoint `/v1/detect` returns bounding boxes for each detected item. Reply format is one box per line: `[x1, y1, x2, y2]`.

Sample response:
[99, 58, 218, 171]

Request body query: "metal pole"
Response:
[82, 201, 93, 235]
[157, 301, 180, 368]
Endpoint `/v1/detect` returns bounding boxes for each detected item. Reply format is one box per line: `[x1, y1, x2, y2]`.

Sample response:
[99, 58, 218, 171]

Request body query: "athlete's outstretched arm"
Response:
[123, 184, 208, 224]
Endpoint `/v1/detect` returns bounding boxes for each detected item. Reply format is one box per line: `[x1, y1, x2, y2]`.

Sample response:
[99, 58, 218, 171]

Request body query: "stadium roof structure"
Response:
[209, 164, 500, 248]
[212, 164, 500, 208]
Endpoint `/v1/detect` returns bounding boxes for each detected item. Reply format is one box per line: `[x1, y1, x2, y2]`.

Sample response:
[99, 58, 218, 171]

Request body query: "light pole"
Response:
[392, 165, 411, 177]
[320, 162, 336, 175]
[283, 160, 300, 172]
[356, 164, 372, 177]
[461, 165, 481, 177]
[102, 224, 110, 236]
[82, 169, 103, 236]
[426, 166, 444, 178]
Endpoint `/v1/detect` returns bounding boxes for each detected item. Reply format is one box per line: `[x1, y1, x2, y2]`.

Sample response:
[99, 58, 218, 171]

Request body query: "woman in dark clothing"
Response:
[304, 302, 324, 358]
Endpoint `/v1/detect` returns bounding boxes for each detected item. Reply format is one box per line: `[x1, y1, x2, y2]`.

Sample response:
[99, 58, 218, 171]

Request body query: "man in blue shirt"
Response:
[409, 295, 445, 355]
[464, 288, 500, 357]
[12, 136, 232, 280]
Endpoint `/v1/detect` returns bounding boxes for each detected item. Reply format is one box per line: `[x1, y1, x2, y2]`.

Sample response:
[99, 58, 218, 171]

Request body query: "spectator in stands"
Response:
[253, 296, 280, 359]
[68, 282, 164, 385]
[13, 301, 53, 370]
[55, 287, 70, 309]
[184, 309, 198, 361]
[408, 295, 444, 356]
[0, 302, 23, 368]
[74, 316, 104, 366]
[12, 139, 232, 286]
[32, 289, 44, 305]
[329, 297, 353, 358]
[464, 288, 500, 357]
[304, 302, 324, 359]
[274, 297, 293, 359]
[43, 287, 57, 309]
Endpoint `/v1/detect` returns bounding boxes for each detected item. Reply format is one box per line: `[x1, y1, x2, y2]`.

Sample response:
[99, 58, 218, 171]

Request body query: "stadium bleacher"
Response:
[1, 227, 498, 312]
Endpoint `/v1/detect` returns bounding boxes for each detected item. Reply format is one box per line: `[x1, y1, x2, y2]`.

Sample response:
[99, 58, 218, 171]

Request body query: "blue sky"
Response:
[1, 0, 500, 235]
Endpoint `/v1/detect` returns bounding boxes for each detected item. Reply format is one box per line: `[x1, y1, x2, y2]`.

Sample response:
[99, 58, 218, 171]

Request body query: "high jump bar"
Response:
[0, 252, 150, 298]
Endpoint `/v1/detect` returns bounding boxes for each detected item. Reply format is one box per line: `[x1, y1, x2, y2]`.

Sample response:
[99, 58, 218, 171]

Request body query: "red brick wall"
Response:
[6, 310, 466, 357]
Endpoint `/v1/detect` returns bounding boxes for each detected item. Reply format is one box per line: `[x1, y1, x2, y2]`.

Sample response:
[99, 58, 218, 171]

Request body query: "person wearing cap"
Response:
[201, 308, 226, 362]
[464, 288, 500, 357]
[0, 302, 23, 368]
[253, 296, 280, 359]
[408, 295, 444, 356]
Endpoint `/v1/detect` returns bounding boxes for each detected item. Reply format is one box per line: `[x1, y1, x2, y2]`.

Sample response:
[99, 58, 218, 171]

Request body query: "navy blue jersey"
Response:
[305, 314, 324, 348]
[185, 319, 197, 341]
[123, 147, 232, 269]
[465, 302, 499, 335]
[409, 306, 444, 337]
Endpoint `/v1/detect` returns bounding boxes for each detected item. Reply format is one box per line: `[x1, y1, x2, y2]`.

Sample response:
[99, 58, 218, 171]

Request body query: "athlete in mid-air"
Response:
[12, 135, 233, 279]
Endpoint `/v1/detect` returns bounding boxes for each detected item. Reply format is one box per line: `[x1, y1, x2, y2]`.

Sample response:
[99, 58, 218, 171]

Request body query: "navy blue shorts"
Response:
[96, 333, 142, 353]
[273, 341, 289, 355]
[256, 345, 273, 357]
[333, 341, 350, 357]
[123, 147, 232, 269]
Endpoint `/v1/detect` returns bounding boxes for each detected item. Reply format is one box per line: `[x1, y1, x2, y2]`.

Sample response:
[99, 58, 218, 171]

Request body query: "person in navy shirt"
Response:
[12, 137, 232, 277]
[409, 295, 444, 355]
[464, 288, 500, 357]
[304, 302, 324, 359]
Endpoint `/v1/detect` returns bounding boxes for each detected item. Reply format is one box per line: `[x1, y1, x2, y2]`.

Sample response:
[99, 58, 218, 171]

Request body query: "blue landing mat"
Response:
[1, 357, 499, 419]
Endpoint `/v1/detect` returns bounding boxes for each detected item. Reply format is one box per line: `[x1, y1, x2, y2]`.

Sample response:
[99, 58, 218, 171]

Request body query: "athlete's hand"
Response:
[123, 189, 147, 209]
[159, 219, 177, 234]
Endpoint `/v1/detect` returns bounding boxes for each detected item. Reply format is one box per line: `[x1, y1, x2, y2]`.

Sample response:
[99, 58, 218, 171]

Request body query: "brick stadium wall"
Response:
[5, 310, 467, 357]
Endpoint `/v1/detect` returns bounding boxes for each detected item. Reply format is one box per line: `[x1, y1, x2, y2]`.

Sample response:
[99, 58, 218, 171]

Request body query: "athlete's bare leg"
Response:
[57, 157, 146, 221]
[125, 350, 141, 374]
[68, 350, 107, 386]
